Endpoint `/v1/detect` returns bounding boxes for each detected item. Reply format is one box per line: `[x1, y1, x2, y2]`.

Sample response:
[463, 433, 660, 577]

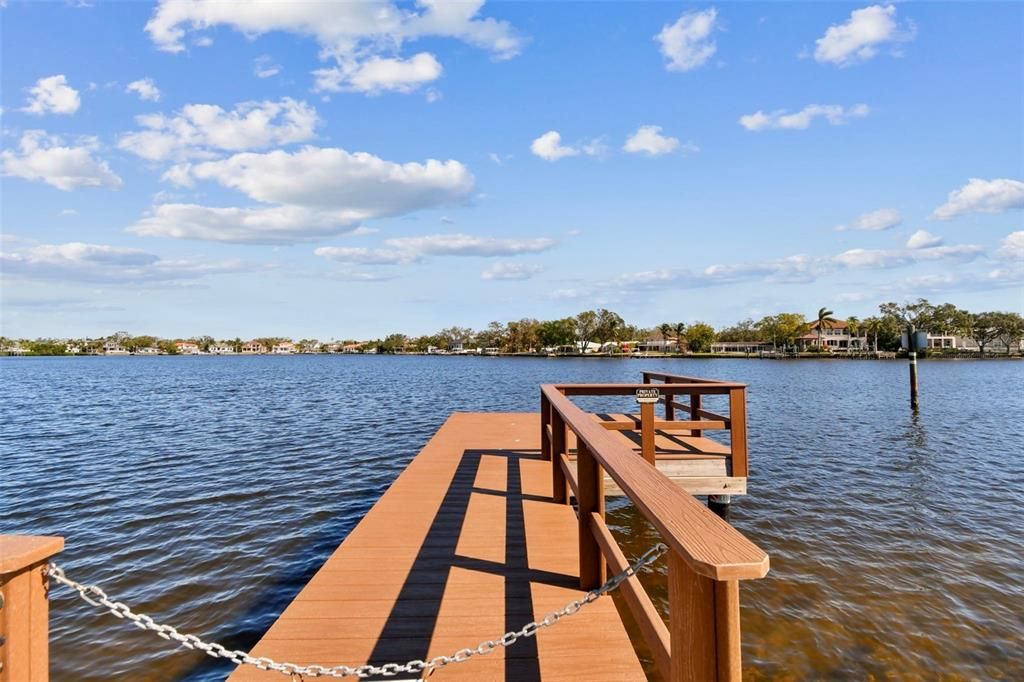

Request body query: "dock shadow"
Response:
[366, 448, 574, 682]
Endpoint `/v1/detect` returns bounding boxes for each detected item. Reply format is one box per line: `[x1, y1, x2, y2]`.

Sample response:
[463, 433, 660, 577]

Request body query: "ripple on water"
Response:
[2, 355, 1023, 680]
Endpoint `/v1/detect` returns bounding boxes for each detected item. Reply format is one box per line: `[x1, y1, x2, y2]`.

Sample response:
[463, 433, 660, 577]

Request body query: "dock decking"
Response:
[229, 412, 646, 681]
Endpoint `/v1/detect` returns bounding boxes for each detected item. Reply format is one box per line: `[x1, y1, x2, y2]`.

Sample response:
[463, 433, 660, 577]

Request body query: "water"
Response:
[2, 355, 1022, 680]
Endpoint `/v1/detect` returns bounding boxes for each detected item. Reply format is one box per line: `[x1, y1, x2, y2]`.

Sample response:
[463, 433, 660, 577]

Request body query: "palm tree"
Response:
[863, 317, 882, 351]
[846, 316, 860, 350]
[816, 307, 836, 349]
[659, 323, 672, 345]
[674, 322, 686, 353]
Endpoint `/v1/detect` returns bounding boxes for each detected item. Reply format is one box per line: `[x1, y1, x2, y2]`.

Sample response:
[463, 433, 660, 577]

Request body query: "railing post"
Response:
[728, 388, 748, 477]
[668, 551, 741, 682]
[665, 391, 675, 421]
[640, 400, 656, 465]
[576, 442, 605, 589]
[0, 535, 64, 682]
[551, 410, 568, 504]
[690, 392, 703, 438]
[540, 391, 551, 461]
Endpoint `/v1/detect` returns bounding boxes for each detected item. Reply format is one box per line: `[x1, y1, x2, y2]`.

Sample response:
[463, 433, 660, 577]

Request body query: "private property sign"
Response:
[635, 387, 661, 404]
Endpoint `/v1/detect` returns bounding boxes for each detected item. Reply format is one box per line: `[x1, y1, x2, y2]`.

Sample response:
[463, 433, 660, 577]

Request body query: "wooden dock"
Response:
[230, 373, 767, 681]
[228, 412, 645, 681]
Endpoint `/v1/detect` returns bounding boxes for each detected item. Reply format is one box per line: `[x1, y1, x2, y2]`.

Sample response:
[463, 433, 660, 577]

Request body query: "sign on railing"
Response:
[635, 387, 661, 404]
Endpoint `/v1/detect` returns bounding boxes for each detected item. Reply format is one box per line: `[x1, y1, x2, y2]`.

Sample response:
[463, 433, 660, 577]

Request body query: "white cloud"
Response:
[21, 75, 80, 115]
[118, 98, 319, 161]
[740, 103, 870, 131]
[128, 204, 365, 244]
[383, 233, 555, 257]
[0, 241, 245, 284]
[530, 131, 579, 162]
[129, 146, 475, 243]
[481, 261, 543, 280]
[814, 4, 916, 67]
[313, 234, 555, 268]
[623, 125, 686, 156]
[1, 130, 122, 191]
[656, 8, 717, 72]
[187, 147, 474, 214]
[315, 52, 442, 94]
[126, 78, 161, 102]
[931, 178, 1024, 220]
[834, 207, 901, 232]
[312, 246, 416, 265]
[253, 55, 281, 79]
[905, 230, 942, 250]
[57, 209, 78, 217]
[996, 231, 1024, 261]
[145, 1, 519, 94]
[602, 237, 983, 293]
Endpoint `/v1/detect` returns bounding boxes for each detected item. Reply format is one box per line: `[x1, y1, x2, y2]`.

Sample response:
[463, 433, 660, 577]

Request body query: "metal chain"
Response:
[47, 542, 667, 680]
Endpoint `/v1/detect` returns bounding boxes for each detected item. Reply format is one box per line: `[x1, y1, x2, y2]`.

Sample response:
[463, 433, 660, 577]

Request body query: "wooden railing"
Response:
[642, 371, 748, 477]
[540, 380, 768, 682]
[546, 373, 748, 478]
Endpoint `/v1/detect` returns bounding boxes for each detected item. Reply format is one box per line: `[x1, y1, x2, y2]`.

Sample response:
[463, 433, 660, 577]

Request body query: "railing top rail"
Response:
[555, 382, 745, 396]
[642, 371, 733, 385]
[542, 384, 768, 581]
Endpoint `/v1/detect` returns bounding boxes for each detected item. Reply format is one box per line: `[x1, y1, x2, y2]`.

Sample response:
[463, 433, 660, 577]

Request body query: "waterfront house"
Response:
[103, 340, 129, 355]
[796, 320, 868, 351]
[136, 347, 161, 355]
[710, 341, 772, 354]
[65, 344, 82, 354]
[209, 343, 235, 354]
[240, 341, 266, 354]
[272, 341, 296, 354]
[175, 341, 200, 355]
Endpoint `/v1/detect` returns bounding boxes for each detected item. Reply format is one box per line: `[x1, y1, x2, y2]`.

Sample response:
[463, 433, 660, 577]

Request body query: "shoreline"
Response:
[3, 351, 1019, 360]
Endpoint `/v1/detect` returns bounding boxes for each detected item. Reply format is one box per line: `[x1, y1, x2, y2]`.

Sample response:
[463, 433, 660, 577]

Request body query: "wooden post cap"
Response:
[0, 535, 65, 575]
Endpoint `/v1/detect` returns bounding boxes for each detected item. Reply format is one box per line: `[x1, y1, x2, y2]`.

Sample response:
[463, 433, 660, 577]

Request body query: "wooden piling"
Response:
[0, 536, 64, 682]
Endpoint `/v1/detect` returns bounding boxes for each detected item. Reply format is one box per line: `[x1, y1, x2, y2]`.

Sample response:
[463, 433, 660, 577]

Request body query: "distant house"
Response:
[710, 341, 771, 354]
[103, 340, 129, 355]
[136, 346, 161, 355]
[209, 343, 235, 354]
[299, 341, 321, 354]
[3, 345, 28, 356]
[341, 343, 363, 354]
[65, 344, 82, 354]
[796, 320, 868, 351]
[271, 341, 296, 354]
[176, 341, 200, 355]
[240, 341, 266, 354]
[902, 333, 984, 352]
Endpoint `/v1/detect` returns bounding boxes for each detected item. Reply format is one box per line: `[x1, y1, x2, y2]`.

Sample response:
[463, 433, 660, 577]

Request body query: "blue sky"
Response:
[2, 1, 1022, 340]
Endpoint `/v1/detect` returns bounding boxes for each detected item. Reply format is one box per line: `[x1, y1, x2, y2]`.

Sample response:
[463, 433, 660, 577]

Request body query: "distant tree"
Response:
[477, 321, 507, 350]
[717, 318, 760, 342]
[815, 307, 837, 348]
[967, 313, 1001, 356]
[593, 309, 624, 350]
[685, 322, 716, 353]
[993, 312, 1024, 355]
[574, 310, 598, 352]
[658, 323, 672, 343]
[537, 318, 576, 350]
[846, 316, 861, 349]
[862, 317, 883, 351]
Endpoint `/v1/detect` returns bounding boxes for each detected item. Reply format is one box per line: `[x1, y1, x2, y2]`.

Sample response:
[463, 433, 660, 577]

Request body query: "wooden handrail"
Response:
[542, 384, 767, 581]
[557, 382, 745, 396]
[541, 379, 766, 681]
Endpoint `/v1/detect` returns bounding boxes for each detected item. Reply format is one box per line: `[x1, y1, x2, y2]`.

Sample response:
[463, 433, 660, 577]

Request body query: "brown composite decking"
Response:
[228, 412, 646, 682]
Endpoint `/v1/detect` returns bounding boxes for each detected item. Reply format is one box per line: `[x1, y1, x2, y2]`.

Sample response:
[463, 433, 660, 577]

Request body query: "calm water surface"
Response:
[2, 356, 1022, 680]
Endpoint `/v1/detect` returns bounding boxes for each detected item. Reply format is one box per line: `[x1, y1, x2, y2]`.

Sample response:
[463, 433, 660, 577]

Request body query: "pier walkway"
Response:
[229, 412, 643, 681]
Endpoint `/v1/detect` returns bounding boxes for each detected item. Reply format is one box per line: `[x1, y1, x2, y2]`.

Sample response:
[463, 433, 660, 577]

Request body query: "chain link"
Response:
[47, 542, 666, 680]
